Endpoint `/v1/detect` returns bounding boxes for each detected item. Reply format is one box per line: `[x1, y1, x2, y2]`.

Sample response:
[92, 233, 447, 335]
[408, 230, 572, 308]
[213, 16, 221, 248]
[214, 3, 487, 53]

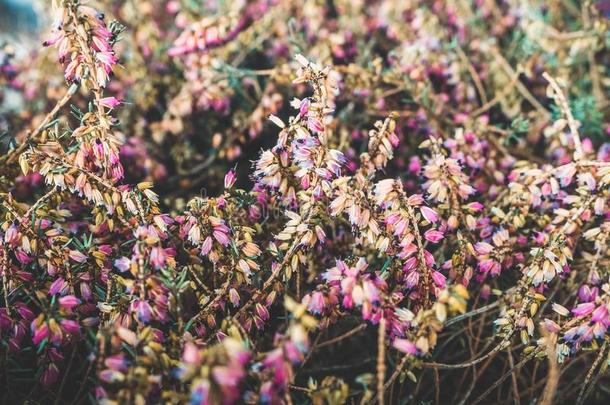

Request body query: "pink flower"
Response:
[69, 250, 88, 263]
[49, 278, 68, 296]
[229, 288, 240, 307]
[91, 35, 111, 52]
[405, 270, 420, 289]
[467, 202, 484, 211]
[131, 299, 153, 323]
[555, 164, 576, 186]
[15, 303, 34, 320]
[15, 250, 32, 264]
[99, 97, 121, 109]
[42, 29, 65, 47]
[591, 305, 608, 323]
[59, 295, 81, 310]
[403, 257, 418, 272]
[408, 156, 422, 173]
[149, 246, 167, 269]
[431, 271, 446, 289]
[105, 354, 128, 372]
[255, 303, 270, 321]
[41, 364, 59, 389]
[478, 259, 501, 276]
[114, 257, 131, 273]
[212, 366, 244, 387]
[182, 342, 201, 365]
[543, 319, 561, 333]
[307, 291, 325, 314]
[32, 322, 49, 345]
[423, 250, 436, 266]
[393, 338, 417, 355]
[424, 229, 444, 243]
[307, 117, 324, 133]
[224, 169, 236, 189]
[420, 206, 439, 223]
[4, 224, 19, 244]
[201, 236, 213, 255]
[60, 319, 81, 334]
[579, 285, 598, 302]
[474, 242, 493, 255]
[572, 302, 596, 317]
[213, 229, 230, 246]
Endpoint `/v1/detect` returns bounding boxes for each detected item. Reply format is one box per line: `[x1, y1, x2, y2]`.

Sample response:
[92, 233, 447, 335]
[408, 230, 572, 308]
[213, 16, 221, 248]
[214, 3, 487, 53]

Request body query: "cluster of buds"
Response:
[168, 1, 274, 57]
[314, 258, 384, 322]
[177, 336, 251, 405]
[421, 137, 476, 228]
[43, 2, 119, 89]
[254, 297, 317, 402]
[393, 285, 469, 356]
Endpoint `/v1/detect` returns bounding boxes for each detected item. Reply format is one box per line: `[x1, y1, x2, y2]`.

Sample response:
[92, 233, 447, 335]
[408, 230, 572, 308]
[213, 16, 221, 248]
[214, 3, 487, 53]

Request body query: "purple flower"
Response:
[49, 278, 68, 296]
[393, 338, 417, 355]
[114, 257, 131, 273]
[572, 302, 596, 317]
[59, 295, 81, 310]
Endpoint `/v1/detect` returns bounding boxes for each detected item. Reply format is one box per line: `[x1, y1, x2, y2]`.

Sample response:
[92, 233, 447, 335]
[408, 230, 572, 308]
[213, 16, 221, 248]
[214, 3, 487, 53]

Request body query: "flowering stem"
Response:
[66, 4, 106, 121]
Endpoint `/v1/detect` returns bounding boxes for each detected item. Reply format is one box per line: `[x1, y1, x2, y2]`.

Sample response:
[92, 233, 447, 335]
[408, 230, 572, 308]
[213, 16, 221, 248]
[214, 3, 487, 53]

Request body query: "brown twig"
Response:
[456, 43, 487, 105]
[471, 348, 542, 405]
[491, 48, 551, 120]
[576, 341, 608, 405]
[376, 316, 386, 405]
[543, 72, 583, 160]
[3, 84, 78, 165]
[315, 323, 367, 349]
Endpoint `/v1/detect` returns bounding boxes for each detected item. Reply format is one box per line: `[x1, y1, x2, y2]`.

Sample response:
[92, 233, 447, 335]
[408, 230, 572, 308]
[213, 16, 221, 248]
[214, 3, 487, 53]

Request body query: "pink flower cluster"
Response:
[43, 5, 118, 87]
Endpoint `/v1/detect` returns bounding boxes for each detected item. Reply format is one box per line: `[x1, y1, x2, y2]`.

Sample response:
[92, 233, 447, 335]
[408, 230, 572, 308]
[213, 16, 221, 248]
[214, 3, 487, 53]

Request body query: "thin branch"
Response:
[3, 84, 78, 165]
[491, 48, 550, 119]
[576, 341, 608, 405]
[315, 324, 367, 349]
[543, 72, 583, 160]
[471, 348, 541, 405]
[444, 301, 500, 327]
[377, 316, 386, 405]
[456, 43, 488, 104]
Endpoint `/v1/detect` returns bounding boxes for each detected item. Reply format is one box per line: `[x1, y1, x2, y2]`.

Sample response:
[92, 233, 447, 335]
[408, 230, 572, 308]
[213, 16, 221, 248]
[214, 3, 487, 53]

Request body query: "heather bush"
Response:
[1, 0, 610, 404]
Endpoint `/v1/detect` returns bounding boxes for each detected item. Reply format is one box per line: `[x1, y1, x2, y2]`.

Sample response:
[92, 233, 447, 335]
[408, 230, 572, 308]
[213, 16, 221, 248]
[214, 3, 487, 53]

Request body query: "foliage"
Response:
[1, 1, 610, 404]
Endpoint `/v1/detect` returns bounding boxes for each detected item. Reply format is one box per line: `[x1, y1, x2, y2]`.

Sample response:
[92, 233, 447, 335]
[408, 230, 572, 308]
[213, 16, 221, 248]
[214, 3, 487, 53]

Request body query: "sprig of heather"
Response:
[2, 2, 610, 402]
[491, 78, 610, 355]
[1, 1, 170, 395]
[328, 115, 453, 309]
[44, 1, 118, 89]
[168, 0, 274, 57]
[235, 55, 345, 323]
